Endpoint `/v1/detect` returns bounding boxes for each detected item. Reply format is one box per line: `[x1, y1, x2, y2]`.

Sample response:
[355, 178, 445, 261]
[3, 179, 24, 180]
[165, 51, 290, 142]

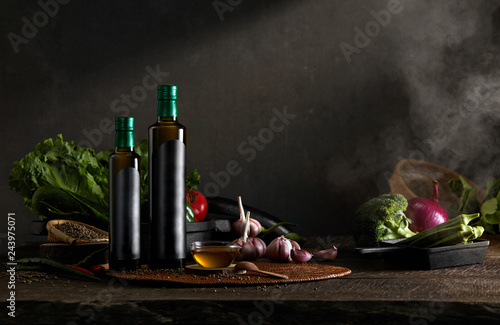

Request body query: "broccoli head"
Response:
[352, 193, 416, 247]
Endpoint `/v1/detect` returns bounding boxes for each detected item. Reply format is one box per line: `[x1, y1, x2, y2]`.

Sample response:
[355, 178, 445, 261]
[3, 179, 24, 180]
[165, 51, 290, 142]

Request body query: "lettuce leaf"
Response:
[8, 134, 109, 214]
[9, 135, 192, 224]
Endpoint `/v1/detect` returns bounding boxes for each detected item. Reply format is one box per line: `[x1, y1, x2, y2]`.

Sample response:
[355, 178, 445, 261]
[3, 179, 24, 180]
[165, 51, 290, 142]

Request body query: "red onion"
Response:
[405, 180, 449, 232]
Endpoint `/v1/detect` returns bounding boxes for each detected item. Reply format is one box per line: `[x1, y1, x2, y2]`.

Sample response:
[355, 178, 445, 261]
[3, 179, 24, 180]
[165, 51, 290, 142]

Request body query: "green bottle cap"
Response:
[115, 116, 134, 131]
[157, 85, 177, 100]
[114, 117, 135, 147]
[157, 85, 178, 117]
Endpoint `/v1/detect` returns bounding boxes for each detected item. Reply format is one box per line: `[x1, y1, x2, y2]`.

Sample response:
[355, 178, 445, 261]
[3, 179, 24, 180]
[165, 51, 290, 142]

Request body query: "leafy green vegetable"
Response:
[475, 179, 500, 233]
[8, 134, 109, 215]
[32, 186, 108, 223]
[481, 198, 498, 220]
[9, 134, 199, 224]
[449, 177, 500, 234]
[448, 176, 479, 215]
[352, 194, 416, 248]
[485, 179, 500, 201]
[186, 169, 201, 191]
[398, 213, 484, 248]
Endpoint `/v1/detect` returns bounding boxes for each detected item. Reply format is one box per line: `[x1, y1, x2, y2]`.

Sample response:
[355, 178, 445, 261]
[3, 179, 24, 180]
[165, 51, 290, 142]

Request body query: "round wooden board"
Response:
[107, 261, 351, 286]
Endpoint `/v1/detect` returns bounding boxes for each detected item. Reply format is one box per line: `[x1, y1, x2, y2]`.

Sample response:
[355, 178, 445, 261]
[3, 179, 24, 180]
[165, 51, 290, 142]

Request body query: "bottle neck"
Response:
[157, 99, 177, 118]
[115, 130, 135, 149]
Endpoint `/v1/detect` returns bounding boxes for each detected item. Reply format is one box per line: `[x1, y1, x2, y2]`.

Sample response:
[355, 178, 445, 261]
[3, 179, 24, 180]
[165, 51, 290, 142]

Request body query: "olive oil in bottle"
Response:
[148, 85, 187, 269]
[109, 116, 141, 271]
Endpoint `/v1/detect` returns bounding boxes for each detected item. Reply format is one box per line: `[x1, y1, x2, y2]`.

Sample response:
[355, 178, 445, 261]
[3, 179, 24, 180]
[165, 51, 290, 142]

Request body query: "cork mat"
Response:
[107, 261, 351, 286]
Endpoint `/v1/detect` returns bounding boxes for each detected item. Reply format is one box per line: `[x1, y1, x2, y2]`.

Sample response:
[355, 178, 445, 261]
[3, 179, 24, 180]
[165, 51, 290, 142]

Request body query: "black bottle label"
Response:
[111, 167, 141, 259]
[150, 139, 186, 262]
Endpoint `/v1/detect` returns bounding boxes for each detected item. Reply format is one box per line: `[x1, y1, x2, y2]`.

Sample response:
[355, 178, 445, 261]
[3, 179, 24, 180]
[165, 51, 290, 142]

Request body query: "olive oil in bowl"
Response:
[191, 241, 241, 268]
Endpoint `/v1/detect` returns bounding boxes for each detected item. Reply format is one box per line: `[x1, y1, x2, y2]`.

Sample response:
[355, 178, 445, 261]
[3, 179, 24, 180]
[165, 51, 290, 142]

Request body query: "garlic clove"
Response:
[315, 246, 338, 261]
[249, 218, 262, 237]
[231, 219, 245, 237]
[291, 248, 313, 263]
[247, 237, 267, 258]
[290, 239, 301, 250]
[235, 241, 258, 261]
[280, 238, 292, 260]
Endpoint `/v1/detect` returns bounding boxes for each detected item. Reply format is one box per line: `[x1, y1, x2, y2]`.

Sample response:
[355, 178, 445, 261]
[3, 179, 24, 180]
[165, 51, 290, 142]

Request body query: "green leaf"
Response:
[448, 176, 480, 214]
[484, 212, 500, 225]
[186, 169, 201, 191]
[186, 199, 195, 222]
[481, 181, 500, 226]
[481, 198, 498, 216]
[8, 134, 109, 215]
[481, 197, 500, 225]
[485, 179, 500, 201]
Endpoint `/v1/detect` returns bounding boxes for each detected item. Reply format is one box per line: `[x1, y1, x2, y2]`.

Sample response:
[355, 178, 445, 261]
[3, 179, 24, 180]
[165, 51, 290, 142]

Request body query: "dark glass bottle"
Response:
[109, 116, 141, 271]
[148, 85, 187, 269]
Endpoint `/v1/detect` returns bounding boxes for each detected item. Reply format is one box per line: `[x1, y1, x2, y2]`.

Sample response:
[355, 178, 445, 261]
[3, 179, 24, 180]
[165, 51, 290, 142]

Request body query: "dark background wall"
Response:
[2, 0, 500, 250]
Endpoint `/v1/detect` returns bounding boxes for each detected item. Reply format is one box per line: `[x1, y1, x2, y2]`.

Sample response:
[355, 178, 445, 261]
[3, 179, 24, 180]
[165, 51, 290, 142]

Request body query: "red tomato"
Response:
[187, 189, 208, 222]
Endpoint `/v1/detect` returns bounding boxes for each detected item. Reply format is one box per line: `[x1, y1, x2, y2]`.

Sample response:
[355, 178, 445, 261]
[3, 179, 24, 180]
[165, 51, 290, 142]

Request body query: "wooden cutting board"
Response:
[107, 261, 351, 286]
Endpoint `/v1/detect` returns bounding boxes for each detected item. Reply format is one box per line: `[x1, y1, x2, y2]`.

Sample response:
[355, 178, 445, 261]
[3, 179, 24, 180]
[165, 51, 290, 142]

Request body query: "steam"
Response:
[387, 0, 500, 186]
[327, 0, 500, 193]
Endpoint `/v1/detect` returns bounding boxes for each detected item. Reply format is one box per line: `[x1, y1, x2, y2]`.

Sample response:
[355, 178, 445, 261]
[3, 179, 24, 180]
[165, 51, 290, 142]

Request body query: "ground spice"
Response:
[127, 267, 185, 277]
[13, 271, 58, 284]
[55, 222, 107, 240]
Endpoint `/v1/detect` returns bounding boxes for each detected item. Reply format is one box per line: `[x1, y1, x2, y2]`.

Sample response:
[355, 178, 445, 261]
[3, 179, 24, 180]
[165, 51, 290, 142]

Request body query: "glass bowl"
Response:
[190, 241, 241, 268]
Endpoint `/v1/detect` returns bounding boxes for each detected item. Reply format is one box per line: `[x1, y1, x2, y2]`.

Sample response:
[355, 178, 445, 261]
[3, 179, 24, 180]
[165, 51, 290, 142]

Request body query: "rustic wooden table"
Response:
[2, 235, 500, 324]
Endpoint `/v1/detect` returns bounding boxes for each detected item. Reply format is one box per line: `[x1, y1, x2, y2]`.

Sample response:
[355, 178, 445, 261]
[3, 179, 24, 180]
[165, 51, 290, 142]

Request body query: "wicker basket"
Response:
[46, 219, 109, 245]
[389, 159, 486, 214]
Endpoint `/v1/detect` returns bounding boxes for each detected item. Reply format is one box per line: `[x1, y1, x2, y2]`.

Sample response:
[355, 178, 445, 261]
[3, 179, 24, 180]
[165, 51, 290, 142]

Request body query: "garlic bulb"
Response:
[266, 235, 293, 261]
[233, 211, 259, 261]
[232, 196, 262, 237]
[234, 238, 258, 261]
